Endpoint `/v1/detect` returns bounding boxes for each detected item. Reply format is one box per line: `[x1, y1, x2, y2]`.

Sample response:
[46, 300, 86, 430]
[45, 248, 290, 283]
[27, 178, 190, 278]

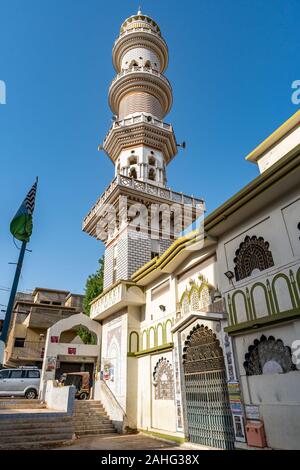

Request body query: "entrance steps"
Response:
[73, 401, 117, 437]
[0, 399, 74, 449]
[0, 399, 46, 410]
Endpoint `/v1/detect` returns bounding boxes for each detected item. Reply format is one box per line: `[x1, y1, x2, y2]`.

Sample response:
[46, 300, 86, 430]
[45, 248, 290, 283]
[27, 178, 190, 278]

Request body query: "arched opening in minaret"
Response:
[148, 168, 156, 181]
[129, 156, 137, 165]
[144, 60, 151, 69]
[130, 60, 138, 68]
[129, 167, 137, 179]
[148, 156, 156, 166]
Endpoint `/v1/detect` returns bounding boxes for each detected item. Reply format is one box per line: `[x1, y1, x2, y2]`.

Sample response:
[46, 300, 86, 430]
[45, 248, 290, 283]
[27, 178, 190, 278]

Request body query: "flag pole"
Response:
[0, 240, 27, 347]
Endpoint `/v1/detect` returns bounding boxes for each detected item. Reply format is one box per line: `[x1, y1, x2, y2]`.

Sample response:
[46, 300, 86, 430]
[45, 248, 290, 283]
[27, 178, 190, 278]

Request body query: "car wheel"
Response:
[25, 389, 37, 399]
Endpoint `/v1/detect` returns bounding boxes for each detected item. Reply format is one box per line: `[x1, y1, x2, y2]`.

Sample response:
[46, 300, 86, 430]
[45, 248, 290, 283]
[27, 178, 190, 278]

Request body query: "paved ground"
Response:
[56, 433, 190, 450]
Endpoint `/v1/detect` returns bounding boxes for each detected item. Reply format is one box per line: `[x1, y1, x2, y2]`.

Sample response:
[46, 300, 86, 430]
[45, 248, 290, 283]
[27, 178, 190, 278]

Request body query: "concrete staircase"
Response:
[0, 399, 74, 449]
[73, 400, 117, 437]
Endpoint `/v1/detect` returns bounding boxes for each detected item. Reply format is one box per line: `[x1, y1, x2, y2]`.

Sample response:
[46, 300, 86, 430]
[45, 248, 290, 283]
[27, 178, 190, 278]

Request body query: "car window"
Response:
[26, 370, 40, 379]
[9, 370, 24, 379]
[0, 370, 10, 379]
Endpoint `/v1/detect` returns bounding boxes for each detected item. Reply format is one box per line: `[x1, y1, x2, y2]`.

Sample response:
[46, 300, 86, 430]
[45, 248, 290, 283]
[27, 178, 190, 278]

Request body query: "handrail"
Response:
[100, 378, 129, 431]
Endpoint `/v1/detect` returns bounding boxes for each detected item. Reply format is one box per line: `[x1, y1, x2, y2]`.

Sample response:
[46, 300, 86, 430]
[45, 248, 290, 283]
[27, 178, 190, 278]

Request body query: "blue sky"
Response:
[0, 0, 299, 314]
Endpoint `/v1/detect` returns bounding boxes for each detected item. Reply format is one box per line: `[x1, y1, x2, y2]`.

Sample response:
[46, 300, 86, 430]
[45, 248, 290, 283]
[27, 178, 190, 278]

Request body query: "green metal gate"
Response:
[183, 325, 235, 449]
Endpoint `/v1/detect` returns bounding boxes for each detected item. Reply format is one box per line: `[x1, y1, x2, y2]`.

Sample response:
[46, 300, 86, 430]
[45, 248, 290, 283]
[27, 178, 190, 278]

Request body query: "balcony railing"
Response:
[109, 66, 171, 90]
[176, 299, 225, 321]
[11, 341, 45, 360]
[103, 113, 173, 145]
[114, 27, 166, 46]
[83, 174, 204, 230]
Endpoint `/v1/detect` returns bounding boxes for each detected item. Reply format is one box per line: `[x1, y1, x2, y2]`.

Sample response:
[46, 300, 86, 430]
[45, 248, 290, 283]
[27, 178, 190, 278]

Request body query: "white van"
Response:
[0, 367, 41, 399]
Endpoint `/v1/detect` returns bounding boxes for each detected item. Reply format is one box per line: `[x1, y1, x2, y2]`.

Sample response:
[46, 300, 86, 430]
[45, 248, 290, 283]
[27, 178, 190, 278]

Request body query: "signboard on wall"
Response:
[245, 405, 260, 421]
[228, 380, 246, 443]
[228, 380, 243, 415]
[46, 356, 56, 372]
[103, 361, 114, 382]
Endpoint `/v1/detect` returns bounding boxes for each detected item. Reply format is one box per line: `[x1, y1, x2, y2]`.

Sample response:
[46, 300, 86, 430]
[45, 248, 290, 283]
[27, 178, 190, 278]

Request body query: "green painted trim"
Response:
[129, 342, 174, 357]
[148, 326, 156, 348]
[140, 429, 187, 444]
[227, 294, 235, 325]
[129, 331, 139, 354]
[246, 287, 254, 321]
[250, 282, 272, 318]
[290, 269, 300, 307]
[164, 319, 173, 343]
[297, 268, 300, 293]
[232, 290, 250, 322]
[141, 330, 148, 351]
[266, 279, 276, 314]
[272, 273, 297, 312]
[179, 290, 189, 305]
[224, 307, 300, 336]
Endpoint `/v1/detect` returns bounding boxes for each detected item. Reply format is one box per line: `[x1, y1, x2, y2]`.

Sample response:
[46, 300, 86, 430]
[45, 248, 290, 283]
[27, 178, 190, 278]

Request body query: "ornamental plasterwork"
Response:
[180, 274, 216, 314]
[243, 335, 297, 376]
[183, 324, 225, 374]
[153, 358, 175, 400]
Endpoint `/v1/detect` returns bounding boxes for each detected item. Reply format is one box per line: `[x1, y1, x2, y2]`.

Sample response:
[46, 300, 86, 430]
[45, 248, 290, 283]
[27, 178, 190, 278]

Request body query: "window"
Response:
[40, 300, 51, 305]
[144, 60, 151, 68]
[148, 156, 156, 166]
[129, 155, 137, 165]
[14, 338, 25, 348]
[52, 301, 62, 306]
[9, 370, 24, 379]
[0, 370, 10, 379]
[26, 370, 40, 379]
[129, 167, 137, 179]
[151, 239, 159, 259]
[148, 168, 156, 181]
[234, 235, 274, 281]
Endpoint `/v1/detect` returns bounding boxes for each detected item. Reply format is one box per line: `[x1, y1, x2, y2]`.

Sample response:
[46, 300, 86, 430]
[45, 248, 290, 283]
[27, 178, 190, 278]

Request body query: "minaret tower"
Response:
[83, 10, 203, 289]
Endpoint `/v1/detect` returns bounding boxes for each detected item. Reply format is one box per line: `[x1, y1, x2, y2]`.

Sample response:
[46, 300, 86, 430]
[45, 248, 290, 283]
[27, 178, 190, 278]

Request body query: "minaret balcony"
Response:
[82, 174, 204, 238]
[102, 113, 177, 164]
[112, 29, 168, 73]
[109, 66, 173, 116]
[90, 280, 145, 320]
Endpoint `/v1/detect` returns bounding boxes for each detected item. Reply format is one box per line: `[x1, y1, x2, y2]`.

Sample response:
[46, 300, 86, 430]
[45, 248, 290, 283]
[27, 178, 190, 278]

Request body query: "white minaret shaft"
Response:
[83, 11, 204, 289]
[103, 10, 177, 188]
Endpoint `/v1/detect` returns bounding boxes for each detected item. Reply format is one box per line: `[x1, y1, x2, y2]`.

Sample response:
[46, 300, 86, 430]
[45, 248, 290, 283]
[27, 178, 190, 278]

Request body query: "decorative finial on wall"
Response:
[137, 6, 142, 15]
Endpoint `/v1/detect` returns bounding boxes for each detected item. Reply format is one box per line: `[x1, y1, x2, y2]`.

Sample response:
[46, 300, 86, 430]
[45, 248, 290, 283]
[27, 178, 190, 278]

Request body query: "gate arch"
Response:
[183, 324, 234, 449]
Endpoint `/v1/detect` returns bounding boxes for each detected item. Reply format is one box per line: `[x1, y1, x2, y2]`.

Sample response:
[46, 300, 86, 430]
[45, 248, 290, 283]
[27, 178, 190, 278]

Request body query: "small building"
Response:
[4, 288, 84, 368]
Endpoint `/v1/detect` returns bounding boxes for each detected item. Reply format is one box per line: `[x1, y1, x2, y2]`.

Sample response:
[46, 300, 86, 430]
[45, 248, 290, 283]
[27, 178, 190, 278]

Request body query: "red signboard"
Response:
[68, 347, 76, 355]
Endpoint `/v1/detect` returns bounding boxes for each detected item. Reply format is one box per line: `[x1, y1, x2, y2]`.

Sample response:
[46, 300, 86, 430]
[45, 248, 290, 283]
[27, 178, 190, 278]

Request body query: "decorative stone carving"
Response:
[153, 358, 174, 400]
[234, 235, 274, 281]
[243, 335, 297, 376]
[183, 324, 225, 373]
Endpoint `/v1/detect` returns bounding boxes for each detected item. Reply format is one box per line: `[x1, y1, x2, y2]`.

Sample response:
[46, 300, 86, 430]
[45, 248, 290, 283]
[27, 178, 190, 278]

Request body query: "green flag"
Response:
[10, 180, 38, 242]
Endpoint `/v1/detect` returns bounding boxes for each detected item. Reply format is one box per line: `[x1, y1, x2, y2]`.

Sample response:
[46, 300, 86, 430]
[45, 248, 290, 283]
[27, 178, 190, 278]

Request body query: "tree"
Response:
[83, 257, 104, 315]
